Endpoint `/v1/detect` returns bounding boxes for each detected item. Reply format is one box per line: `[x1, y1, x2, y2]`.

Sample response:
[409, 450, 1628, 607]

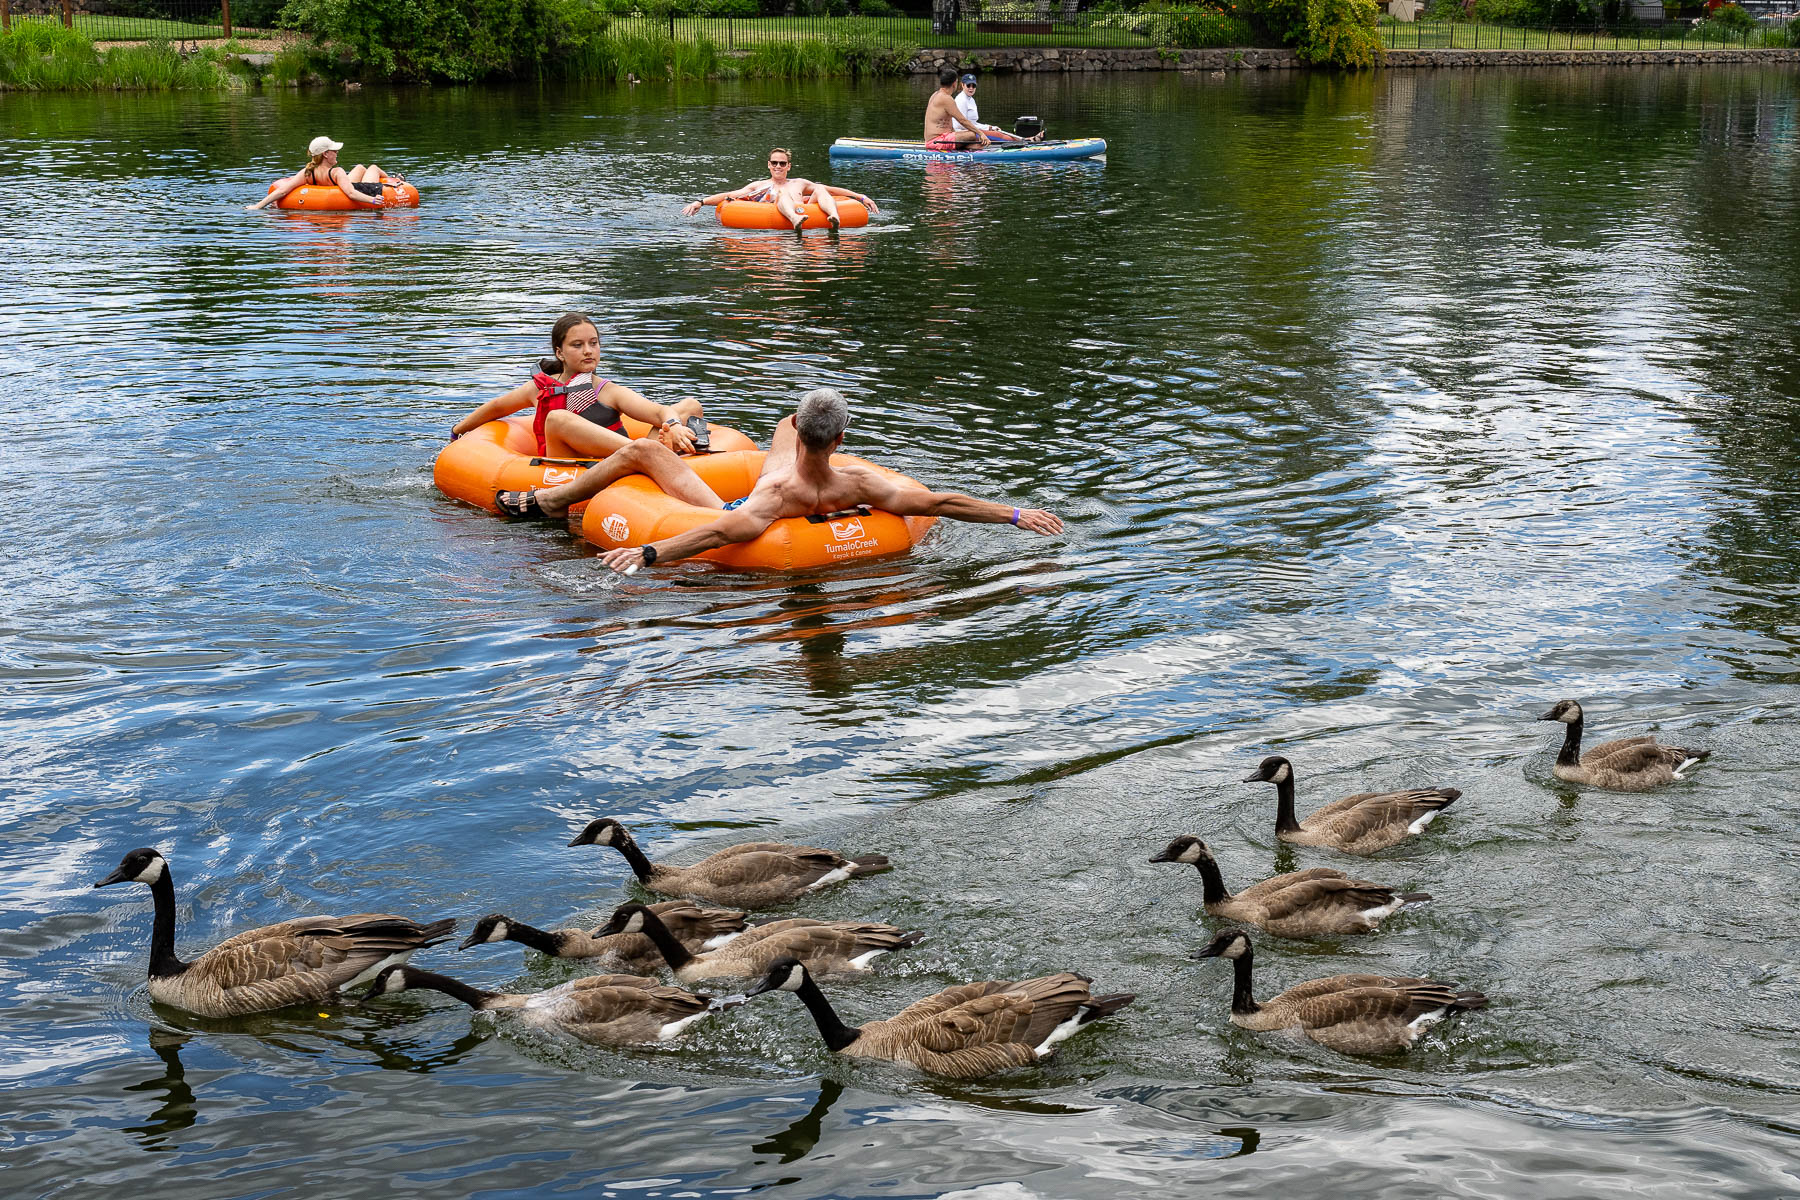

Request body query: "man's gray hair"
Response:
[795, 388, 850, 450]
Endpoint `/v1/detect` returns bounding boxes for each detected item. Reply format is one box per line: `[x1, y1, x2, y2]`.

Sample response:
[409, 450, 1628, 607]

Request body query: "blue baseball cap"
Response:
[960, 73, 977, 84]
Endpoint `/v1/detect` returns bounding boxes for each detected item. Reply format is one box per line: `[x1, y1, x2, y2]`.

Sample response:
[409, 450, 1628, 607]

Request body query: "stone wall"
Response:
[1383, 47, 1800, 66]
[908, 47, 1302, 73]
[907, 45, 1800, 73]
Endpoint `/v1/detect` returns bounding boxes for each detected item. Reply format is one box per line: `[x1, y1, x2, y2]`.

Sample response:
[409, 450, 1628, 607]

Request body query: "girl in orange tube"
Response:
[450, 313, 707, 516]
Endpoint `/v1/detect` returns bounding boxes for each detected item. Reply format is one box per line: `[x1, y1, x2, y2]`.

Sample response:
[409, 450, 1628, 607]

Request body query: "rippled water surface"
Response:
[3, 67, 1799, 1198]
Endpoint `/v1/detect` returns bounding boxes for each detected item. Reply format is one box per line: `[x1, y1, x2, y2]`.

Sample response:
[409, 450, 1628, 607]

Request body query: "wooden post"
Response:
[62, 0, 73, 29]
[222, 0, 231, 38]
[1, 0, 11, 32]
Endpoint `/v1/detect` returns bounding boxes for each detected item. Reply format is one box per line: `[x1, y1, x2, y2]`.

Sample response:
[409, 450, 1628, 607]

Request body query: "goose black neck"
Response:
[145, 869, 189, 979]
[794, 974, 862, 1053]
[1273, 776, 1303, 835]
[403, 970, 499, 1010]
[1228, 950, 1260, 1015]
[1193, 856, 1231, 906]
[502, 920, 564, 957]
[633, 908, 695, 970]
[611, 833, 657, 884]
[1556, 717, 1584, 767]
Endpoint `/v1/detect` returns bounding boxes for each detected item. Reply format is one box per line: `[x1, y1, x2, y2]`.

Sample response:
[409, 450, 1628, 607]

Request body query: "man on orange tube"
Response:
[493, 389, 1063, 570]
[682, 148, 876, 233]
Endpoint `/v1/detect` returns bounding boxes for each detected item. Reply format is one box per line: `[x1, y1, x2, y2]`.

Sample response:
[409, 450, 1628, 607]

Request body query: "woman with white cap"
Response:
[247, 135, 407, 211]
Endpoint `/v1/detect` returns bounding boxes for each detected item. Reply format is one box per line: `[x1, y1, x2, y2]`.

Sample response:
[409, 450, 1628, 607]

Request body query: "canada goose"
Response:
[1242, 756, 1460, 854]
[1149, 836, 1430, 937]
[744, 957, 1135, 1079]
[93, 847, 455, 1018]
[364, 965, 728, 1045]
[1538, 699, 1710, 791]
[568, 818, 892, 908]
[459, 901, 748, 973]
[595, 902, 924, 984]
[1193, 929, 1485, 1055]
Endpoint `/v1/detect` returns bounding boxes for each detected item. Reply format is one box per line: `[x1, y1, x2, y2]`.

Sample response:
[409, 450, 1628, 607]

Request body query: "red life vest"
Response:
[531, 366, 622, 456]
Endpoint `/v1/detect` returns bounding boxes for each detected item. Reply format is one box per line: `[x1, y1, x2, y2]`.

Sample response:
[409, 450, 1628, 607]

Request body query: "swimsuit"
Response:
[723, 496, 749, 511]
[304, 166, 386, 197]
[530, 367, 622, 456]
[925, 134, 967, 151]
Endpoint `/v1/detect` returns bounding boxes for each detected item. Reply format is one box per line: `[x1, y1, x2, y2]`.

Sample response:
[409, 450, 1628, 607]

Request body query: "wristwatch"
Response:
[662, 414, 680, 428]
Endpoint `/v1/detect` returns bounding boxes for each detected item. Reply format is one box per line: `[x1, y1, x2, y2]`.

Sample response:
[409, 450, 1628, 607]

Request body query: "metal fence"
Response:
[0, 0, 243, 42]
[1379, 16, 1788, 50]
[602, 12, 1157, 49]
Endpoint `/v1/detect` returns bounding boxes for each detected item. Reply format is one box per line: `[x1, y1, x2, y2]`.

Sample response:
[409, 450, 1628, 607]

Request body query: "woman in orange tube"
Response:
[248, 135, 407, 211]
[450, 312, 708, 518]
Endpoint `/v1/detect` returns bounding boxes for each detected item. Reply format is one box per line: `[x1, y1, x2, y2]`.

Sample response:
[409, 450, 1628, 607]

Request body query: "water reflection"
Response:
[751, 1078, 842, 1165]
[122, 1031, 196, 1151]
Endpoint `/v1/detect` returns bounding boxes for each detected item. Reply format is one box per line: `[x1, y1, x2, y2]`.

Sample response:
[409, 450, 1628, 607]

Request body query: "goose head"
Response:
[568, 818, 628, 848]
[459, 914, 512, 950]
[594, 903, 651, 937]
[1149, 835, 1213, 866]
[1242, 756, 1292, 785]
[1193, 929, 1253, 961]
[94, 847, 167, 888]
[1538, 699, 1583, 724]
[366, 965, 421, 997]
[745, 956, 812, 998]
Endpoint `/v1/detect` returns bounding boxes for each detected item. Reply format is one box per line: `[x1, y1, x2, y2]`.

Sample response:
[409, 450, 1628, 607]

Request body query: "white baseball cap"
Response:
[308, 135, 344, 155]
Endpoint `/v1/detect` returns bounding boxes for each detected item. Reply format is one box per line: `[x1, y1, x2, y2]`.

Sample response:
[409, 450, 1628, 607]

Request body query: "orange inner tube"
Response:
[578, 450, 937, 571]
[433, 413, 757, 517]
[718, 198, 869, 230]
[270, 180, 421, 211]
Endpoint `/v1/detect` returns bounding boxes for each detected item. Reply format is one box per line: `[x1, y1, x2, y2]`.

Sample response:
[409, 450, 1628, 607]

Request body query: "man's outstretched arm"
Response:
[598, 503, 779, 574]
[859, 474, 1063, 535]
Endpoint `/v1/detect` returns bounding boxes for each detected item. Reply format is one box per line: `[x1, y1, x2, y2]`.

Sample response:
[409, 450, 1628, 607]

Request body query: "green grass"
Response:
[1378, 18, 1782, 49]
[0, 22, 249, 89]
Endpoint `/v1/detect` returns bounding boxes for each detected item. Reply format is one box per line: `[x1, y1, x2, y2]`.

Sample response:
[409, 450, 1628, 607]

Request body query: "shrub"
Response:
[1119, 5, 1255, 45]
[1708, 1, 1754, 28]
[277, 0, 655, 80]
[230, 0, 291, 27]
[856, 0, 901, 14]
[700, 0, 760, 13]
[1242, 0, 1381, 65]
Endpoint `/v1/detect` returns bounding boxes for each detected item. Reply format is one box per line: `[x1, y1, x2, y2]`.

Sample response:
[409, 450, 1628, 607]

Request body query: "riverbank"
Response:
[7, 20, 1798, 91]
[908, 44, 1800, 72]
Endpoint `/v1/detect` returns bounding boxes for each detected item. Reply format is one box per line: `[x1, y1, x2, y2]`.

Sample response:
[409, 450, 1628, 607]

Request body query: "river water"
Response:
[3, 66, 1797, 1198]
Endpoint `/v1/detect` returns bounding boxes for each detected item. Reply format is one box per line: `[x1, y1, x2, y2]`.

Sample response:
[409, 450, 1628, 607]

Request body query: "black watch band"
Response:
[641, 544, 658, 566]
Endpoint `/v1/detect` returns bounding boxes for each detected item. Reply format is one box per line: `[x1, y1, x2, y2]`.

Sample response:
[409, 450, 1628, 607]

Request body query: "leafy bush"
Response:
[1242, 0, 1381, 65]
[279, 0, 620, 81]
[856, 0, 901, 12]
[230, 0, 291, 27]
[1707, 1, 1754, 28]
[1107, 5, 1254, 45]
[700, 0, 760, 13]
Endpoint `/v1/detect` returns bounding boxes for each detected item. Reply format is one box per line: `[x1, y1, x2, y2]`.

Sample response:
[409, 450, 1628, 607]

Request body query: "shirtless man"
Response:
[924, 67, 991, 150]
[682, 148, 877, 232]
[494, 389, 1062, 571]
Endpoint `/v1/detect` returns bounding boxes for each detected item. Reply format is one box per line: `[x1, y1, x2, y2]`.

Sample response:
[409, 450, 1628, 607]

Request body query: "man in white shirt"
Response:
[954, 74, 1040, 142]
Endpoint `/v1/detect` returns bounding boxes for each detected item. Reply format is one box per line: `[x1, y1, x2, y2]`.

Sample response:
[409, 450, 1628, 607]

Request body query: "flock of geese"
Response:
[92, 700, 1710, 1078]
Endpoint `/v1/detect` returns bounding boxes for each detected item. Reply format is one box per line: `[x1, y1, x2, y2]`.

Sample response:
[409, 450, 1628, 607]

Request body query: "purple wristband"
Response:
[1010, 508, 1020, 526]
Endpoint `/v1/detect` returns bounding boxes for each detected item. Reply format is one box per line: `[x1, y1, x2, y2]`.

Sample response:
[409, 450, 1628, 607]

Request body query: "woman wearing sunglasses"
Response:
[681, 148, 877, 232]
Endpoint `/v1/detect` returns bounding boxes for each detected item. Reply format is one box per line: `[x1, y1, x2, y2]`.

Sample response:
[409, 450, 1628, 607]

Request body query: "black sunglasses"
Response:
[769, 158, 790, 165]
